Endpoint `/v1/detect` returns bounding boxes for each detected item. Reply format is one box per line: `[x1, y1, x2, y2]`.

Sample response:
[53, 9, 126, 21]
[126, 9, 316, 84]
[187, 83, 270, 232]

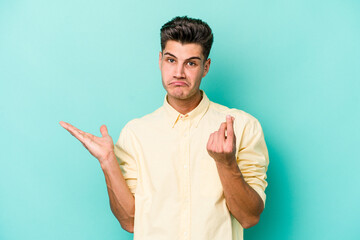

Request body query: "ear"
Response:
[159, 51, 163, 70]
[202, 58, 211, 78]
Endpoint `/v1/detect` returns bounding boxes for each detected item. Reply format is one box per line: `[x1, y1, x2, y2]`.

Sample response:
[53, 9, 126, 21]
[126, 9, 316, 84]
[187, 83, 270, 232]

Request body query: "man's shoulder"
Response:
[208, 101, 260, 125]
[123, 106, 165, 131]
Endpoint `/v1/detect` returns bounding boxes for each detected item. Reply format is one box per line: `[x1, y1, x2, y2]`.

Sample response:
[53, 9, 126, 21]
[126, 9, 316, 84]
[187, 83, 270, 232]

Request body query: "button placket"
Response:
[178, 115, 191, 240]
[184, 118, 191, 239]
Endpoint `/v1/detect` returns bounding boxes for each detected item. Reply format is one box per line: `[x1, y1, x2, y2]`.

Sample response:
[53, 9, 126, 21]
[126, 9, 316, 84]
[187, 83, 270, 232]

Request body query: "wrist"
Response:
[100, 152, 118, 170]
[215, 155, 236, 166]
[215, 156, 238, 169]
[215, 158, 243, 180]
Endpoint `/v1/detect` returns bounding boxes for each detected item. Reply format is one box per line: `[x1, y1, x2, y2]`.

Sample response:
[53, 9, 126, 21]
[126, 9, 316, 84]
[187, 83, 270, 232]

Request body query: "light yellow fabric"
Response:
[114, 92, 269, 240]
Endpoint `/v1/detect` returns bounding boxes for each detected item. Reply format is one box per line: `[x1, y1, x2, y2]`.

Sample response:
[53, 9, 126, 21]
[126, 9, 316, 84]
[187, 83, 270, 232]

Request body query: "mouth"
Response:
[170, 81, 189, 86]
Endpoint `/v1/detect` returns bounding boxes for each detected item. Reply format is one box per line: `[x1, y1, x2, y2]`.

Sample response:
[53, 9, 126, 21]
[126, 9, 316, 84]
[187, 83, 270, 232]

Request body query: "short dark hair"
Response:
[160, 16, 214, 60]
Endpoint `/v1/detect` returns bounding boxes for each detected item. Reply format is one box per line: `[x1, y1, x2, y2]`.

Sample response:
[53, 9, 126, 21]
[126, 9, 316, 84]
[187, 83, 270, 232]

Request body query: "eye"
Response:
[187, 61, 196, 67]
[167, 58, 175, 63]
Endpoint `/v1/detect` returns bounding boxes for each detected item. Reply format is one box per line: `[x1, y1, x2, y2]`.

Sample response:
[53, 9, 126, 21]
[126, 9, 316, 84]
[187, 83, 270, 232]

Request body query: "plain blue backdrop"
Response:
[1, 0, 359, 239]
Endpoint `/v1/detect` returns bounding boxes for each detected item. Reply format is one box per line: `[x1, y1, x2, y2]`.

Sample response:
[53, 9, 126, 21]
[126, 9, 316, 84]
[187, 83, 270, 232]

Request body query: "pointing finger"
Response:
[60, 121, 84, 134]
[226, 115, 235, 143]
[59, 121, 86, 143]
[218, 122, 227, 142]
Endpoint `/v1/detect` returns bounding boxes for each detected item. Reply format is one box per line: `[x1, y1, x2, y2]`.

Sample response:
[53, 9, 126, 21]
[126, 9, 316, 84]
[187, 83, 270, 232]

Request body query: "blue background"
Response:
[1, 0, 359, 239]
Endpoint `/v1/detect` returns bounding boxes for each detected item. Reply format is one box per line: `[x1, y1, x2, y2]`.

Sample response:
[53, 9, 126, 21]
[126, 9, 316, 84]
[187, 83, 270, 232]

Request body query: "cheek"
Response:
[162, 65, 173, 77]
[160, 68, 169, 81]
[187, 68, 198, 76]
[190, 69, 204, 84]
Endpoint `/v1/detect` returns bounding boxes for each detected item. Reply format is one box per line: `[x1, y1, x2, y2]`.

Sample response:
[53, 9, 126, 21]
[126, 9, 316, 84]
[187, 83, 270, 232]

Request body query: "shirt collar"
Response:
[163, 91, 210, 128]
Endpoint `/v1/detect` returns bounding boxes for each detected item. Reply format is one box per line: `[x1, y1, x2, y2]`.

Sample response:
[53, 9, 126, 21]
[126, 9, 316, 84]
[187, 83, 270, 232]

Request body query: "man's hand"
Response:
[60, 121, 135, 232]
[207, 115, 236, 165]
[59, 121, 115, 164]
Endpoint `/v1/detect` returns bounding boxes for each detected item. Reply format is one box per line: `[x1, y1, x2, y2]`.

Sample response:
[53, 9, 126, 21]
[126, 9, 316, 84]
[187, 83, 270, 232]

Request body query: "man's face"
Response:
[159, 40, 211, 102]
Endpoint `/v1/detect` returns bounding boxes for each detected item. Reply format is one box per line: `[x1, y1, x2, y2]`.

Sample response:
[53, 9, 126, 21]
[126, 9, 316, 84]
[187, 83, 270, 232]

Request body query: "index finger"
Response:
[59, 121, 86, 142]
[226, 115, 235, 143]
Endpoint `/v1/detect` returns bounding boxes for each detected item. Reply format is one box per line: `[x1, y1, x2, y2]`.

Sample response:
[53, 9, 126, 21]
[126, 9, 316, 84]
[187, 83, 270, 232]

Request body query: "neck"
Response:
[167, 91, 202, 115]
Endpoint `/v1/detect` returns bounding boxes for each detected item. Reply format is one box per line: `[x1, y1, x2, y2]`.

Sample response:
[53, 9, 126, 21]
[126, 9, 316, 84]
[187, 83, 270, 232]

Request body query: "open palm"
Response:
[59, 121, 114, 163]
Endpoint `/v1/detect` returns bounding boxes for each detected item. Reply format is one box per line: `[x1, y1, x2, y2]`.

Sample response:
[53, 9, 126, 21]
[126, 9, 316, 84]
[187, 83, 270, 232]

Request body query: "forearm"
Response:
[216, 159, 264, 229]
[101, 153, 135, 233]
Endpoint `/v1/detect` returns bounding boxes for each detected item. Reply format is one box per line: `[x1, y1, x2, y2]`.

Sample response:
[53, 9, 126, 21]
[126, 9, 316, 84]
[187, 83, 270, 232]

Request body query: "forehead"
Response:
[163, 40, 204, 60]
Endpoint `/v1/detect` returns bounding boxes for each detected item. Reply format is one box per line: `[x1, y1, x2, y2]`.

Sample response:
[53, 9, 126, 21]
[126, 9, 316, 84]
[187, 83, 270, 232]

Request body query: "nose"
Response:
[174, 63, 185, 79]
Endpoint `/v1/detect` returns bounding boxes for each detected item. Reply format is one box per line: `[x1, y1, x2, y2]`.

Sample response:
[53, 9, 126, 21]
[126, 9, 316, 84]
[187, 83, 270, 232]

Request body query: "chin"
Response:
[167, 88, 188, 98]
[169, 93, 189, 100]
[170, 90, 199, 101]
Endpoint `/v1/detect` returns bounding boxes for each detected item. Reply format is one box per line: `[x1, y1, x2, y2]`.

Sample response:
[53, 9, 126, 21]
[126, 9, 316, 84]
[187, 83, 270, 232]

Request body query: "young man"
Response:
[60, 16, 269, 240]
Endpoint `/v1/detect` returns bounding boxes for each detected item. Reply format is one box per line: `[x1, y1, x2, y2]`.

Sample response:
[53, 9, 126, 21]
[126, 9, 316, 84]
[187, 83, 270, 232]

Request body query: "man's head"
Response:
[160, 16, 214, 60]
[159, 16, 214, 104]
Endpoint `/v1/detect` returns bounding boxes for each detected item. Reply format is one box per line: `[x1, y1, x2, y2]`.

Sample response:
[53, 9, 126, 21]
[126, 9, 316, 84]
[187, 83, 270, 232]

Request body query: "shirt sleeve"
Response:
[237, 118, 269, 206]
[114, 124, 138, 195]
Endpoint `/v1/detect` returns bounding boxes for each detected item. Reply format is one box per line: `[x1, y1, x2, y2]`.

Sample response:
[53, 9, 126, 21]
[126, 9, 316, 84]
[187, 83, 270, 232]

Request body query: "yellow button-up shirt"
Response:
[114, 92, 269, 240]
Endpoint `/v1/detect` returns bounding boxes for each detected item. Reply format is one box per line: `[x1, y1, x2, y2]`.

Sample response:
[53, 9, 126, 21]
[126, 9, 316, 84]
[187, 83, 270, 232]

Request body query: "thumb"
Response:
[100, 125, 108, 137]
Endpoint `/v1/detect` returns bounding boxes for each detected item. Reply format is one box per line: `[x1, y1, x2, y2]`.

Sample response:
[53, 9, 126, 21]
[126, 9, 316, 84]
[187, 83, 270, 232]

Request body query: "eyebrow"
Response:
[164, 52, 202, 61]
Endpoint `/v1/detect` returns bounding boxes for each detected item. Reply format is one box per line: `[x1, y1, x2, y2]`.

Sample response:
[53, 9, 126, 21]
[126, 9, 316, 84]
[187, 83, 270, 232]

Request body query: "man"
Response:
[60, 16, 268, 240]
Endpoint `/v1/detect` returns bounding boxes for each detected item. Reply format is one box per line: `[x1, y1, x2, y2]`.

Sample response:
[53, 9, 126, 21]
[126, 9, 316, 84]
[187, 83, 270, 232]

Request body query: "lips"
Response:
[170, 81, 189, 86]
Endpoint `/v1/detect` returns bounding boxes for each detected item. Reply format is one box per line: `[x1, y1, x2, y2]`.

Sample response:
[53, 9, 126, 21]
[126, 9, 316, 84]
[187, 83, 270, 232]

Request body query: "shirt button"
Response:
[184, 165, 187, 169]
[184, 231, 187, 236]
[184, 133, 188, 137]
